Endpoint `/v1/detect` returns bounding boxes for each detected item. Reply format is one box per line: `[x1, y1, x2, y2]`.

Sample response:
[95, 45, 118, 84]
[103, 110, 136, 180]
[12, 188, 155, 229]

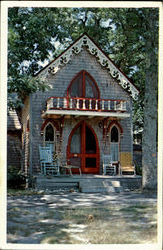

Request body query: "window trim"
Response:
[107, 120, 123, 135]
[44, 122, 55, 143]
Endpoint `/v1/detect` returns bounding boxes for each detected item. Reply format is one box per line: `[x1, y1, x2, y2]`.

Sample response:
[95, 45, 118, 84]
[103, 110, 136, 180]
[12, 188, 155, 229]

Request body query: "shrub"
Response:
[7, 165, 26, 189]
[135, 164, 142, 175]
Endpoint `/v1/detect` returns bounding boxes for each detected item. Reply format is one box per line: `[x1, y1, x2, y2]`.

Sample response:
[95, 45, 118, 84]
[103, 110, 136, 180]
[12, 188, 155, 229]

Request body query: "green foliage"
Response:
[7, 188, 41, 196]
[7, 165, 26, 189]
[135, 164, 142, 176]
[8, 8, 64, 109]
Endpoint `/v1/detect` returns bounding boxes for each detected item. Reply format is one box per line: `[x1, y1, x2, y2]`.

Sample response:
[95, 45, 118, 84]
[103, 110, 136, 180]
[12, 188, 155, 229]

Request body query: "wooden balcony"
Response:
[42, 97, 130, 119]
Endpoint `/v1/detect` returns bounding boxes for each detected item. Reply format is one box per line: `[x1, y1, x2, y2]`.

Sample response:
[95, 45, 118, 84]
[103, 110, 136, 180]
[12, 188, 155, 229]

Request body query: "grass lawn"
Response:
[7, 188, 46, 196]
[7, 189, 157, 244]
[40, 205, 157, 244]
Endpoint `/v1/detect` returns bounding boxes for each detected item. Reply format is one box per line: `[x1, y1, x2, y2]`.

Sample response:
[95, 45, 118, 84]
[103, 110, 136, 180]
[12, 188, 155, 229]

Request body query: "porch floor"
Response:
[34, 174, 142, 193]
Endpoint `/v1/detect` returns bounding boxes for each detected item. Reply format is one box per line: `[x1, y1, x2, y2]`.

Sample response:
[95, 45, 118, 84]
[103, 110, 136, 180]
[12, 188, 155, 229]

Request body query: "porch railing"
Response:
[46, 97, 127, 112]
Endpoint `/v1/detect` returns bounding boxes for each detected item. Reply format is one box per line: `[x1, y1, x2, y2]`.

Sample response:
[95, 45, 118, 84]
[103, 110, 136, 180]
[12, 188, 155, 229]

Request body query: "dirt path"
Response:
[7, 191, 157, 244]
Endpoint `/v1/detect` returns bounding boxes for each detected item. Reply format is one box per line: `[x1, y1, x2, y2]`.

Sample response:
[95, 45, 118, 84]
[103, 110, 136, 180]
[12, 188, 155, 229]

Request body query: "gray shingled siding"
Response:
[30, 48, 133, 173]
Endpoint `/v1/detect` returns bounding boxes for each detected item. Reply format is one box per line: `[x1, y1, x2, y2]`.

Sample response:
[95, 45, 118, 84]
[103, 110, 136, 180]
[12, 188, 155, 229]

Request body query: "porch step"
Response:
[35, 175, 142, 193]
[79, 179, 123, 193]
[36, 176, 79, 191]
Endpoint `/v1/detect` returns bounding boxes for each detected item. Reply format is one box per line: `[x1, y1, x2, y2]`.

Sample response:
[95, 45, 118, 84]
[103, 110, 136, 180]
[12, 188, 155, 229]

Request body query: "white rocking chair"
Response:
[39, 146, 60, 176]
[103, 155, 116, 176]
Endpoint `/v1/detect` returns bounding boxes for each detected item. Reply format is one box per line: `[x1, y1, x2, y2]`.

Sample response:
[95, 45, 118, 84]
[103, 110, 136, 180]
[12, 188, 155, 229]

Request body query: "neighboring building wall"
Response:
[7, 132, 22, 169]
[7, 110, 22, 169]
[30, 48, 133, 174]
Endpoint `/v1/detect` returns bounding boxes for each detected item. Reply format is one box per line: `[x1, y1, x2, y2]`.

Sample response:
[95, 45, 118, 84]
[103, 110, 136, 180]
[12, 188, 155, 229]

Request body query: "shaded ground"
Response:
[7, 191, 157, 244]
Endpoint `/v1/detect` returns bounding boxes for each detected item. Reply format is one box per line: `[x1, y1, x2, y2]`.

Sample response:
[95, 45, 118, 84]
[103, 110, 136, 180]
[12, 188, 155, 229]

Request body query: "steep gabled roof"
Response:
[37, 33, 139, 100]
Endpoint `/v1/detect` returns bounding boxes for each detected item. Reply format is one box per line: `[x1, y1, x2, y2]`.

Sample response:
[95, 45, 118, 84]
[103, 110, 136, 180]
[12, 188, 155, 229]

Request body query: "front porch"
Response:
[34, 174, 142, 193]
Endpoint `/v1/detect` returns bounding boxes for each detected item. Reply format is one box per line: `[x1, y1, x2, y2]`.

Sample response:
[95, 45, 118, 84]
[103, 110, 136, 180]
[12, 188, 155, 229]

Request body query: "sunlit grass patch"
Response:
[119, 204, 154, 213]
[62, 207, 112, 224]
[55, 205, 157, 244]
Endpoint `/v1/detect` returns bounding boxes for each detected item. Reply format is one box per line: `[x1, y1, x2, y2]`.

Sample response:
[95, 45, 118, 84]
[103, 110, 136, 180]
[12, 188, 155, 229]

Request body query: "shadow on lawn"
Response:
[7, 192, 157, 244]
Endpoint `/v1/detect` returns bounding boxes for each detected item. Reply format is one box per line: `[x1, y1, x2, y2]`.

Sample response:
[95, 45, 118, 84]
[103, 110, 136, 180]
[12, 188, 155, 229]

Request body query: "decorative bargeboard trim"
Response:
[40, 34, 139, 100]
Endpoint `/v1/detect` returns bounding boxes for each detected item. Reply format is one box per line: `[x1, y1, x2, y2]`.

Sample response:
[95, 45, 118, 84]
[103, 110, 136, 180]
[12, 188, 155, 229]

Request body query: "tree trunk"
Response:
[142, 11, 158, 190]
[142, 71, 157, 190]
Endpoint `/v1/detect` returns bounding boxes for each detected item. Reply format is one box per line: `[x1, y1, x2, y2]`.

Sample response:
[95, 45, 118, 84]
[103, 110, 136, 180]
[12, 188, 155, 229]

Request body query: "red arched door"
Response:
[67, 121, 100, 174]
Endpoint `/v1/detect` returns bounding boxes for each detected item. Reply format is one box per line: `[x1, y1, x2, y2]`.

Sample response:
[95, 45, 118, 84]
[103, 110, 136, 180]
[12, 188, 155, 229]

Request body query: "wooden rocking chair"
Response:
[39, 146, 60, 176]
[103, 154, 116, 176]
[119, 152, 136, 176]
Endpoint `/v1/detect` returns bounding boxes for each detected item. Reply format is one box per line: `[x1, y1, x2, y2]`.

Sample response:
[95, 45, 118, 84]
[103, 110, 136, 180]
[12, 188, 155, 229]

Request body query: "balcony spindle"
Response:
[64, 98, 67, 108]
[114, 101, 117, 110]
[47, 98, 53, 110]
[89, 99, 92, 110]
[83, 99, 86, 110]
[77, 99, 79, 109]
[120, 101, 123, 111]
[108, 100, 110, 110]
[47, 101, 50, 110]
[57, 98, 60, 108]
[95, 100, 98, 110]
[70, 98, 73, 109]
[102, 100, 104, 110]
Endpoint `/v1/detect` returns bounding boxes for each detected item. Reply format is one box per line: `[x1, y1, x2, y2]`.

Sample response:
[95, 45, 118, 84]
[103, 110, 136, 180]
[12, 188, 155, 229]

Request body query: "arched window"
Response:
[44, 123, 56, 152]
[67, 70, 100, 98]
[111, 126, 119, 142]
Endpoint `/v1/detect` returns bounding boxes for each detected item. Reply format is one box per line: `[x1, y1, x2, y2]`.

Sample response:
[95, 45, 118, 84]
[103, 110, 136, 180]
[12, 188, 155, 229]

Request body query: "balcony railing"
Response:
[46, 97, 127, 112]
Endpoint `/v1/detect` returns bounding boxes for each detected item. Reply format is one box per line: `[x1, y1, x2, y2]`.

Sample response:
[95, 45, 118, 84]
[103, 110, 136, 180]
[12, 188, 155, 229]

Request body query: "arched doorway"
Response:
[67, 121, 100, 174]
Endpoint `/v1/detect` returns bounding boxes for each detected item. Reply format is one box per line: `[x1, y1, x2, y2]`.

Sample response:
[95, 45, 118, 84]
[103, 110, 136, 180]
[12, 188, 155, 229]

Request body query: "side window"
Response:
[111, 126, 119, 142]
[110, 125, 119, 162]
[44, 123, 56, 152]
